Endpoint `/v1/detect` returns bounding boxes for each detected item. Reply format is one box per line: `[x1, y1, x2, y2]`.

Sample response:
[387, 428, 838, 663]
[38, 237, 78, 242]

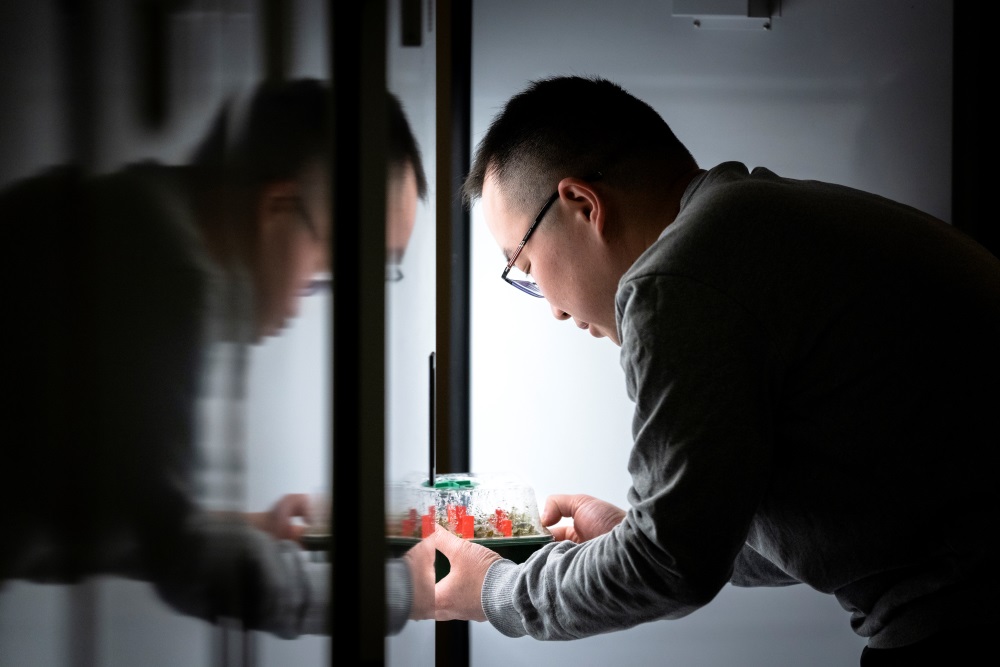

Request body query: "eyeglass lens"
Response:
[298, 266, 403, 297]
[507, 278, 542, 298]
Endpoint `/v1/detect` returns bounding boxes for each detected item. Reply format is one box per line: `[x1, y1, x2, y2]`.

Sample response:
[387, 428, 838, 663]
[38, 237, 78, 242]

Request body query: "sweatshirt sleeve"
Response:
[385, 557, 414, 636]
[151, 516, 420, 638]
[481, 274, 776, 640]
[150, 513, 329, 638]
[730, 544, 799, 588]
[482, 559, 524, 637]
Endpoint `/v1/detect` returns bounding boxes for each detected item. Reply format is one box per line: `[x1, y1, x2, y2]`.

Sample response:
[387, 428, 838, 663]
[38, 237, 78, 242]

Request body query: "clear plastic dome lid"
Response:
[387, 472, 550, 540]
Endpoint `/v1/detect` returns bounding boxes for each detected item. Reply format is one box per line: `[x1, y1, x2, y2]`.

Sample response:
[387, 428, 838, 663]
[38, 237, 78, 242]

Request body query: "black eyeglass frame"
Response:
[300, 264, 403, 297]
[500, 190, 559, 298]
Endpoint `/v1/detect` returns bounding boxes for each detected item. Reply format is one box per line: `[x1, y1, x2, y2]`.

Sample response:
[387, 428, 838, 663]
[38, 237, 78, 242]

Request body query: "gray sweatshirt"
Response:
[482, 162, 1000, 649]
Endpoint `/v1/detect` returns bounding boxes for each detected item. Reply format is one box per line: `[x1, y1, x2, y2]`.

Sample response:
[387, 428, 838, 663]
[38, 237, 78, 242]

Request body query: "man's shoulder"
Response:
[0, 162, 177, 224]
[680, 161, 786, 215]
[1, 164, 87, 211]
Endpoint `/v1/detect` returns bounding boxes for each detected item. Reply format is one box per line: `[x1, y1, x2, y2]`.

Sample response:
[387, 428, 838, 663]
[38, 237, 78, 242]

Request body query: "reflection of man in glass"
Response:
[1, 79, 434, 637]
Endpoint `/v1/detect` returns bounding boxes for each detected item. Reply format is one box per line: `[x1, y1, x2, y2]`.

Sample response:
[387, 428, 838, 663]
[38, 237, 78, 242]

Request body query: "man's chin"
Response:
[255, 318, 284, 342]
[589, 326, 621, 347]
[587, 325, 606, 340]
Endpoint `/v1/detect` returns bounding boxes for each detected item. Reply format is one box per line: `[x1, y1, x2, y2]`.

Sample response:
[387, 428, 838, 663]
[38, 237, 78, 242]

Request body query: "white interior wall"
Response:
[468, 1, 951, 666]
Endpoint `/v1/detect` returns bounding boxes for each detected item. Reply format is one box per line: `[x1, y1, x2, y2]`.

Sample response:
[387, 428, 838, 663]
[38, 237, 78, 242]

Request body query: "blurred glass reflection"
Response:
[4, 1, 333, 665]
[2, 1, 440, 662]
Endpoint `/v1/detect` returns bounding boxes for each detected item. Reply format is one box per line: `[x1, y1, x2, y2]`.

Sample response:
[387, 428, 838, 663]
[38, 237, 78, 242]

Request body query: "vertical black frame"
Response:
[330, 1, 389, 663]
[434, 0, 473, 665]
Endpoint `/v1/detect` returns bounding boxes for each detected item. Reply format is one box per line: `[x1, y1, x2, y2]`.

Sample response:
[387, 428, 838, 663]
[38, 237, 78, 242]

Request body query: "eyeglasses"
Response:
[386, 264, 404, 283]
[300, 265, 403, 296]
[501, 191, 558, 298]
[301, 273, 330, 296]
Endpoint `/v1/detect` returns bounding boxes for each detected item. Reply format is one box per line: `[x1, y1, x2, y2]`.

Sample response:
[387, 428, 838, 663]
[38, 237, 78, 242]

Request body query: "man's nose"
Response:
[551, 305, 571, 321]
[315, 246, 329, 274]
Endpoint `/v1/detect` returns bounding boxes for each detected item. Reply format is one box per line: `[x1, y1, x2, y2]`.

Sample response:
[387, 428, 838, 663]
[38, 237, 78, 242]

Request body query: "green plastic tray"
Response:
[302, 533, 554, 581]
[387, 534, 554, 581]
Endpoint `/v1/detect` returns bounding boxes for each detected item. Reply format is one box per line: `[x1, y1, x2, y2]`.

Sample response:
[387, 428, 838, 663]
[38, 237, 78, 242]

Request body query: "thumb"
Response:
[542, 493, 577, 526]
[432, 524, 463, 557]
[288, 523, 307, 543]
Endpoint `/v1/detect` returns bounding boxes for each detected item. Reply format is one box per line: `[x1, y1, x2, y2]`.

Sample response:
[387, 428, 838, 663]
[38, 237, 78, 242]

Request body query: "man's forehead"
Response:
[481, 174, 520, 261]
[481, 171, 505, 208]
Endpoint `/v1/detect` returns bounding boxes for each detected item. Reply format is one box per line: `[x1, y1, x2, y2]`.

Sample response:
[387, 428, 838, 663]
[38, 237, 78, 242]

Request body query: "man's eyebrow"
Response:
[502, 247, 513, 263]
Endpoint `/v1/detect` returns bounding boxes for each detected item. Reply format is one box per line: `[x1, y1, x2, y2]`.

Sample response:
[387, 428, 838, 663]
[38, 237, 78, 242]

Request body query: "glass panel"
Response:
[242, 0, 332, 662]
[2, 0, 335, 664]
[385, 0, 438, 663]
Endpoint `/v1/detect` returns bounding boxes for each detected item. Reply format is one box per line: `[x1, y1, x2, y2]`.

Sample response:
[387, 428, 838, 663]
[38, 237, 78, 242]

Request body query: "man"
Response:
[434, 75, 1000, 665]
[1, 79, 433, 637]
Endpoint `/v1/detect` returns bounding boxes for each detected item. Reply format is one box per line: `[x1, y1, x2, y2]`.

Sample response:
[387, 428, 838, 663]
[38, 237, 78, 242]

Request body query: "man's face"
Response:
[386, 161, 419, 269]
[253, 160, 419, 341]
[253, 160, 330, 340]
[482, 172, 622, 345]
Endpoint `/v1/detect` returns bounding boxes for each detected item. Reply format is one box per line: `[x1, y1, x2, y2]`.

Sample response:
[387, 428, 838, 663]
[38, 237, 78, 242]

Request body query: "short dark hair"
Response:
[227, 78, 331, 188]
[193, 79, 426, 201]
[387, 92, 428, 201]
[462, 75, 696, 215]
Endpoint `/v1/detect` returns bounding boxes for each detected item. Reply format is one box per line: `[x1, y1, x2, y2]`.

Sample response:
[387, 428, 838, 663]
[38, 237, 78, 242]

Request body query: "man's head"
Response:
[463, 75, 698, 344]
[386, 91, 429, 273]
[195, 78, 332, 339]
[194, 80, 426, 340]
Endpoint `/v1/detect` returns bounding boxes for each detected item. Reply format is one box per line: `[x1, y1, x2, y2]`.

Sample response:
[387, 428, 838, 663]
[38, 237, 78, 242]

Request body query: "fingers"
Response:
[432, 526, 468, 622]
[275, 493, 313, 522]
[425, 525, 469, 562]
[542, 494, 589, 543]
[540, 494, 567, 525]
[541, 494, 627, 543]
[541, 493, 587, 526]
[546, 524, 571, 542]
[286, 523, 307, 542]
[250, 493, 316, 543]
[404, 534, 436, 567]
[404, 536, 437, 621]
[431, 523, 465, 558]
[432, 525, 500, 623]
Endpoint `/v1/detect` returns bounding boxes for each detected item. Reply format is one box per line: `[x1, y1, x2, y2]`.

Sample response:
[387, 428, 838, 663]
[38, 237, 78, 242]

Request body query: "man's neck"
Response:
[636, 167, 705, 250]
[189, 173, 253, 271]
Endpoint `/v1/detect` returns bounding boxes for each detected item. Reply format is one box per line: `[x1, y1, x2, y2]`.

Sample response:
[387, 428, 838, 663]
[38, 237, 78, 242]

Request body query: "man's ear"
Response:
[557, 177, 605, 239]
[256, 180, 302, 234]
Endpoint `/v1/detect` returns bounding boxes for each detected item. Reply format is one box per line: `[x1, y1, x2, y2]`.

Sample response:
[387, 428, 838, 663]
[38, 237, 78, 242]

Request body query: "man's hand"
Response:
[541, 494, 625, 543]
[244, 493, 314, 542]
[403, 537, 436, 621]
[433, 525, 502, 622]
